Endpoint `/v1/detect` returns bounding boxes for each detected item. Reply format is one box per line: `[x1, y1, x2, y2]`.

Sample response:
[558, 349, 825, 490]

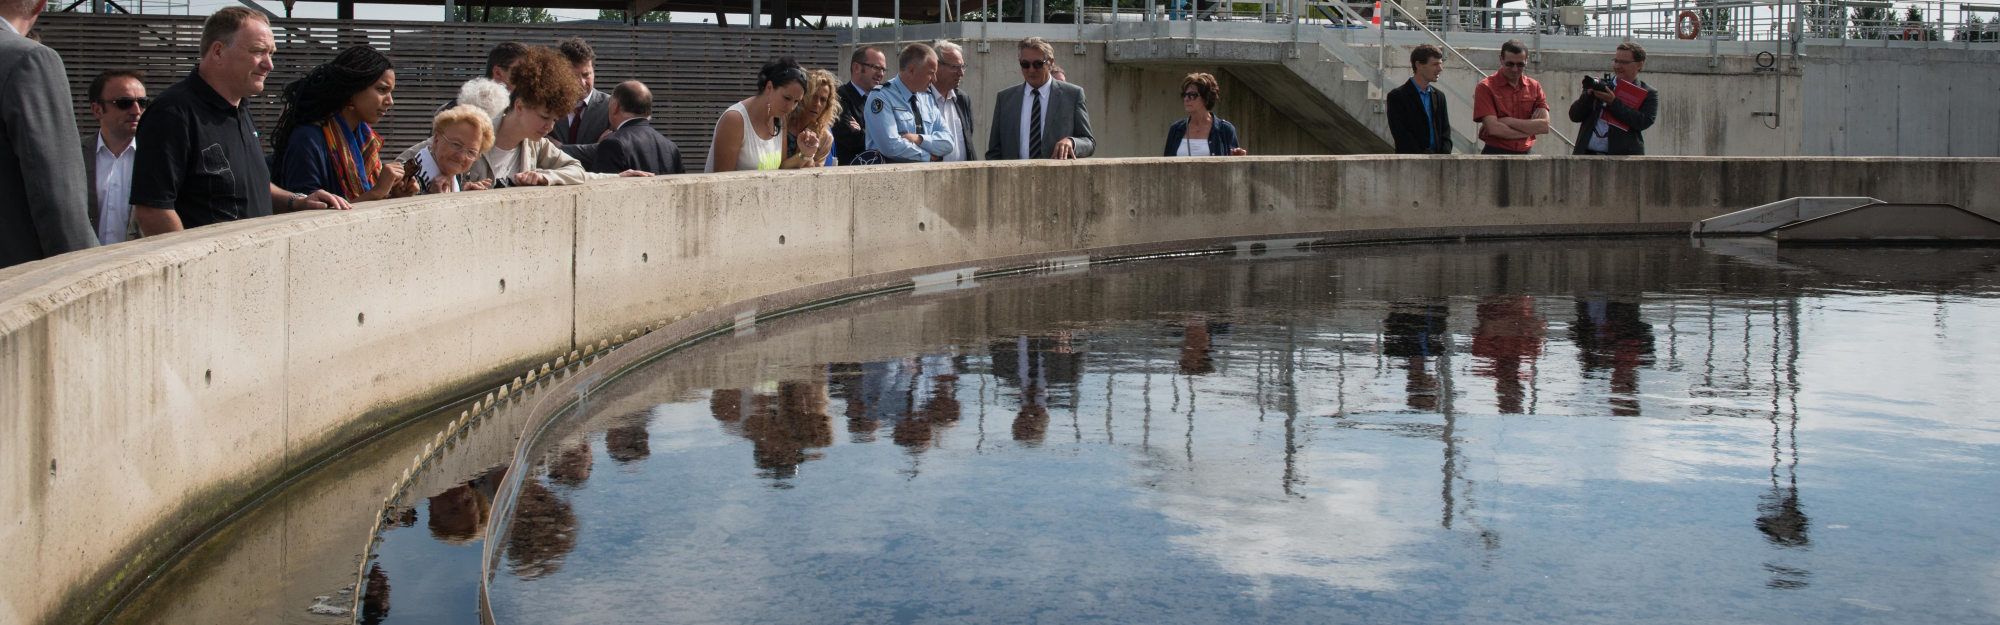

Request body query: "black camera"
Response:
[1581, 73, 1615, 93]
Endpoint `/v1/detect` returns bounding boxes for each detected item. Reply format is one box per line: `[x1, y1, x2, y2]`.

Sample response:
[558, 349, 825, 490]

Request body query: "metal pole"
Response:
[896, 0, 902, 46]
[852, 0, 860, 43]
[1077, 0, 1086, 53]
[1290, 0, 1300, 57]
[981, 0, 989, 51]
[1190, 0, 1199, 54]
[754, 0, 761, 28]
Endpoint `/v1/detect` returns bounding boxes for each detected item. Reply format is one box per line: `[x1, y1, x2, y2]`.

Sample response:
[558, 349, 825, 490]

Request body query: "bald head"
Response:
[608, 80, 651, 127]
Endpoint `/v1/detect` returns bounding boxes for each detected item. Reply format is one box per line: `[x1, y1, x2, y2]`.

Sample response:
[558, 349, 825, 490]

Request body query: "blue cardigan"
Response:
[1163, 117, 1241, 157]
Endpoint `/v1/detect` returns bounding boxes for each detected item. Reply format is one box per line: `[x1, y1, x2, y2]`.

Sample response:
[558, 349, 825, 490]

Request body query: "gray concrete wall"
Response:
[4, 156, 1999, 624]
[844, 24, 1999, 158]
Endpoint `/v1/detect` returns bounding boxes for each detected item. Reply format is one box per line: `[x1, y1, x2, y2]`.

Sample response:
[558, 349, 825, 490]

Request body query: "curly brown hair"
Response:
[505, 46, 584, 116]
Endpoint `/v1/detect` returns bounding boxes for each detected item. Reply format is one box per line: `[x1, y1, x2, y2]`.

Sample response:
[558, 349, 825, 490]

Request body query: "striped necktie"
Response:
[1028, 88, 1044, 159]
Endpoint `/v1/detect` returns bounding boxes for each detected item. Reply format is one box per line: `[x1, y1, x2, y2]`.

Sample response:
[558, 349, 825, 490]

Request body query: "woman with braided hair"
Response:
[274, 45, 415, 203]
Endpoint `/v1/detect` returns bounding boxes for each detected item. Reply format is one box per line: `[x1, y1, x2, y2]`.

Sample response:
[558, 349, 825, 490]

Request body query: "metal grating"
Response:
[37, 14, 837, 161]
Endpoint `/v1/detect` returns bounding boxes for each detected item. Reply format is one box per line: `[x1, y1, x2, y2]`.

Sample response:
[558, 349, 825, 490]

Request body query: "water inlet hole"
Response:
[779, 235, 787, 245]
[357, 312, 365, 326]
[499, 279, 507, 293]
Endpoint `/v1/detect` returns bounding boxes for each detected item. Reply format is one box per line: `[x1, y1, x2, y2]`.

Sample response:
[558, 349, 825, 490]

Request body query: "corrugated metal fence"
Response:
[37, 13, 838, 161]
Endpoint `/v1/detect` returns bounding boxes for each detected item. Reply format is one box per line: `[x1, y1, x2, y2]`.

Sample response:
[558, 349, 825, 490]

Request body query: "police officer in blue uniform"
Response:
[861, 43, 954, 164]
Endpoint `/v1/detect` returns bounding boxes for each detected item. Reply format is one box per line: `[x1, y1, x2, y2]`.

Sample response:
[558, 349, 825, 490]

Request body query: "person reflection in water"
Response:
[1178, 317, 1228, 376]
[1384, 302, 1450, 411]
[1472, 296, 1544, 414]
[506, 474, 579, 579]
[360, 562, 391, 624]
[992, 336, 1082, 445]
[604, 412, 651, 463]
[427, 464, 507, 545]
[892, 356, 964, 452]
[710, 382, 834, 480]
[1571, 297, 1655, 416]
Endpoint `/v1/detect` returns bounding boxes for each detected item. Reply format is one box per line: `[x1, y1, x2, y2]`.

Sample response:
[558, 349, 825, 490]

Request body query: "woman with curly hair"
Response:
[274, 45, 414, 202]
[780, 69, 839, 169]
[468, 46, 649, 187]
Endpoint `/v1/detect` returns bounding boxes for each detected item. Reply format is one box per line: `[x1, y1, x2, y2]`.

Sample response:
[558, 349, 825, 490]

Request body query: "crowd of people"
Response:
[1, 0, 1656, 270]
[1386, 39, 1660, 155]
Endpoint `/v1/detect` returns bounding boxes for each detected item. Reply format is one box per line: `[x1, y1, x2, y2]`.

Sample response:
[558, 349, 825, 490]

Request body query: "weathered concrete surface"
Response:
[3, 156, 1999, 625]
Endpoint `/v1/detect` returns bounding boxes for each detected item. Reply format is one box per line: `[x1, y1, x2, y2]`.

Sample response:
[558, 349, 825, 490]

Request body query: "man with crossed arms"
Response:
[861, 43, 954, 164]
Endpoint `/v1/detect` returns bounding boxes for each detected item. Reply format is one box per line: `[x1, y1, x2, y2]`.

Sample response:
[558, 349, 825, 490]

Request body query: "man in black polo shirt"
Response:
[131, 7, 348, 235]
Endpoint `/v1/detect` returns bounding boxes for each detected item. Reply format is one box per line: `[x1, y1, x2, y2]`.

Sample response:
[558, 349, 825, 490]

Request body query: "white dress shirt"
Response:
[1016, 80, 1053, 160]
[0, 17, 17, 35]
[94, 134, 136, 245]
[929, 86, 967, 162]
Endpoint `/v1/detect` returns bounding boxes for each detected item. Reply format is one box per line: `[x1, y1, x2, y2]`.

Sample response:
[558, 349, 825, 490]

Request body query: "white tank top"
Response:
[704, 101, 783, 173]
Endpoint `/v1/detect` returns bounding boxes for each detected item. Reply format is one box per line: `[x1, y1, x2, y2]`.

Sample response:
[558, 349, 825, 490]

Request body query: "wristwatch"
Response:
[287, 192, 308, 211]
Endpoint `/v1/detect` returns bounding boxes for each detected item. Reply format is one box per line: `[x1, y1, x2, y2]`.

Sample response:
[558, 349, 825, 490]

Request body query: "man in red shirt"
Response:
[1472, 39, 1551, 154]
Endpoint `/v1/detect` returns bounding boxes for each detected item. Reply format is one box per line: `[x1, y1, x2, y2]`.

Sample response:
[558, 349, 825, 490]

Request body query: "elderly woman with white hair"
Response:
[396, 78, 506, 193]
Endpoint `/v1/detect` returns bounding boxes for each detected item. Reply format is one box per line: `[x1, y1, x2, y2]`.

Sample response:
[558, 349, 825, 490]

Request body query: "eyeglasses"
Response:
[95, 97, 151, 110]
[1612, 58, 1637, 65]
[436, 137, 478, 158]
[1181, 91, 1202, 100]
[1019, 60, 1048, 69]
[941, 61, 967, 72]
[1500, 61, 1528, 69]
[857, 61, 887, 73]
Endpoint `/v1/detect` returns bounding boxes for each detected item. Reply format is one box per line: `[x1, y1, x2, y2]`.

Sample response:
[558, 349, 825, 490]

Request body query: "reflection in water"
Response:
[427, 465, 506, 545]
[360, 563, 391, 624]
[1472, 296, 1543, 414]
[1572, 297, 1656, 416]
[479, 242, 2000, 624]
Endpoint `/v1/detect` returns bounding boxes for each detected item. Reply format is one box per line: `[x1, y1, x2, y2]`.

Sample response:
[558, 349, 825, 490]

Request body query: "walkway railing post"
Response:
[1290, 0, 1299, 58]
[852, 0, 859, 48]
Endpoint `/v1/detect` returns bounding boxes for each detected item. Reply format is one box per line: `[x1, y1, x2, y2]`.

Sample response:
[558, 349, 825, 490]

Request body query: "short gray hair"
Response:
[932, 39, 964, 57]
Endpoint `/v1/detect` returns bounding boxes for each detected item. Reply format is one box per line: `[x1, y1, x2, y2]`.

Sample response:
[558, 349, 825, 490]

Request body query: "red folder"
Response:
[1600, 80, 1648, 131]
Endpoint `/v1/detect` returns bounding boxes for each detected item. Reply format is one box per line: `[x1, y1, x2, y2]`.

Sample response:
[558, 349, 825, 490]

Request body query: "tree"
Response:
[458, 6, 557, 22]
[599, 9, 672, 22]
[1901, 6, 1941, 40]
[1849, 5, 1887, 38]
[1955, 15, 1998, 42]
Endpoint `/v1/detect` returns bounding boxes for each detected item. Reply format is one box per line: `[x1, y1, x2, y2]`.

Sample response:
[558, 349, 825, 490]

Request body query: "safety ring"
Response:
[1902, 27, 1925, 41]
[1675, 11, 1700, 39]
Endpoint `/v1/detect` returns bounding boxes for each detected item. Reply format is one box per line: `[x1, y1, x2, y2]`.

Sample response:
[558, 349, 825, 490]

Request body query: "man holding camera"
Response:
[1569, 42, 1659, 155]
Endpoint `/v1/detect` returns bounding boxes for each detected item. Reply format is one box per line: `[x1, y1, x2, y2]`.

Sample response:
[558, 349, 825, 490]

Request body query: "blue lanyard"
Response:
[334, 116, 373, 192]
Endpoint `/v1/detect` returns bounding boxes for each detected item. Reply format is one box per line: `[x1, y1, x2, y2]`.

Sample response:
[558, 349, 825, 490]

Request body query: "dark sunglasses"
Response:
[1019, 60, 1048, 69]
[1181, 91, 1202, 100]
[96, 97, 151, 110]
[1500, 61, 1528, 69]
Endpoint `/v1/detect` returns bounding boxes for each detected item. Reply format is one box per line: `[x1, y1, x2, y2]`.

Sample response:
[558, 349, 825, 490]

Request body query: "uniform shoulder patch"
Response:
[870, 99, 884, 114]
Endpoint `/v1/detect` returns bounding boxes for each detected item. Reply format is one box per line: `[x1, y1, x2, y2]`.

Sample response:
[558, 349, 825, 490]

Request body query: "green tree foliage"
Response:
[1901, 6, 1941, 40]
[457, 5, 556, 22]
[1849, 5, 1888, 38]
[599, 9, 673, 21]
[1956, 14, 1998, 42]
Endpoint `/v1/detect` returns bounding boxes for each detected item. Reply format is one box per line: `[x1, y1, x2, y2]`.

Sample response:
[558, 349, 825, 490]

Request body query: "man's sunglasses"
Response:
[1500, 61, 1528, 69]
[1020, 60, 1048, 69]
[96, 97, 151, 110]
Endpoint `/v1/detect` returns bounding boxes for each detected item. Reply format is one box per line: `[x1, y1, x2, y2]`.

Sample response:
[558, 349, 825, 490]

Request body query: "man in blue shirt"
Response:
[862, 43, 954, 164]
[1386, 44, 1454, 154]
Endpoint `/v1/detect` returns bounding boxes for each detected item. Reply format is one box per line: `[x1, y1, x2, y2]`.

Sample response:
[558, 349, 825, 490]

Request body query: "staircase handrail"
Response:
[1379, 0, 1577, 147]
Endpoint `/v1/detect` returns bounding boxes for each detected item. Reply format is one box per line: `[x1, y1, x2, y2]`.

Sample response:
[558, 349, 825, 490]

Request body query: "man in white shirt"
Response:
[83, 69, 147, 244]
[926, 40, 975, 162]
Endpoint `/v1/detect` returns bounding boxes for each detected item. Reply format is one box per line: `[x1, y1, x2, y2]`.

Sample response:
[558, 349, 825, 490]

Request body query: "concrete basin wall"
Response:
[3, 156, 1995, 624]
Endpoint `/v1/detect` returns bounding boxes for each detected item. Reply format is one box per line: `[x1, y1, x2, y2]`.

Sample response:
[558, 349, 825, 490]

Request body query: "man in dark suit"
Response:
[834, 46, 887, 165]
[1387, 44, 1454, 154]
[1, 0, 96, 268]
[928, 40, 976, 161]
[551, 37, 611, 150]
[585, 81, 684, 175]
[1569, 42, 1659, 155]
[986, 37, 1094, 160]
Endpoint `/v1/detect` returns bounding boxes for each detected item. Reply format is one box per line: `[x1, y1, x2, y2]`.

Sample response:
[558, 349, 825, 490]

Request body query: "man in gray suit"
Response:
[985, 37, 1093, 161]
[551, 37, 611, 150]
[1, 0, 97, 268]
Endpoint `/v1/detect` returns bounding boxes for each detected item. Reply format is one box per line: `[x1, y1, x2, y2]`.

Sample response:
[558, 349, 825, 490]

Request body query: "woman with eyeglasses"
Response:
[273, 45, 416, 203]
[1162, 73, 1247, 157]
[780, 69, 839, 169]
[707, 57, 808, 173]
[394, 105, 497, 194]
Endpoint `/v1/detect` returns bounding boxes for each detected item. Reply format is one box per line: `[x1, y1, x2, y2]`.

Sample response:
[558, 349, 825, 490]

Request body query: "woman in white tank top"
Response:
[706, 58, 811, 173]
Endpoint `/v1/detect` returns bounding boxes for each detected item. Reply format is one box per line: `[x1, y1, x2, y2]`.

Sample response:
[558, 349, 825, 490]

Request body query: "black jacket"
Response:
[833, 82, 870, 165]
[1385, 79, 1453, 154]
[1162, 117, 1240, 156]
[946, 87, 978, 161]
[589, 118, 684, 175]
[1568, 78, 1658, 155]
